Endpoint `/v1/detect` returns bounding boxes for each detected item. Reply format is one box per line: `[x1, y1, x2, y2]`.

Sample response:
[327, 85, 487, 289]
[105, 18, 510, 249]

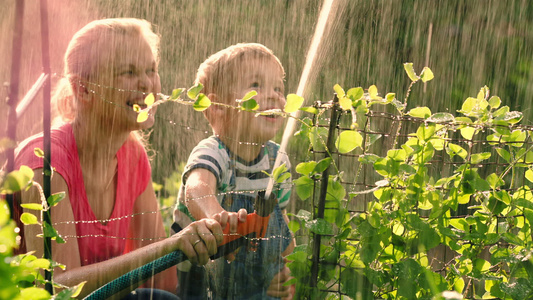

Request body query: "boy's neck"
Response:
[218, 135, 264, 162]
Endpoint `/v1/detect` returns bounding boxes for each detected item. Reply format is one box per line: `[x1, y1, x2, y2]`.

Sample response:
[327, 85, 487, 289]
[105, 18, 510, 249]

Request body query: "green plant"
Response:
[286, 64, 533, 299]
[1, 162, 84, 299]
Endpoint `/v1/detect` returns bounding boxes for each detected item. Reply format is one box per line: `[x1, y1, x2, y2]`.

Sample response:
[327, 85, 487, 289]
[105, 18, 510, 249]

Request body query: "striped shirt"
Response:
[174, 136, 291, 225]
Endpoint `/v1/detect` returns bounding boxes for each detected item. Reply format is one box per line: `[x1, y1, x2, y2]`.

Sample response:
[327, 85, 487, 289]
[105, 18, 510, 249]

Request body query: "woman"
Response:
[14, 18, 220, 299]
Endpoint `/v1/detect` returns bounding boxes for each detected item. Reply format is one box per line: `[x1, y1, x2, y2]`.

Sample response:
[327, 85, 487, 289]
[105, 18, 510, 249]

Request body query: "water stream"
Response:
[265, 0, 335, 198]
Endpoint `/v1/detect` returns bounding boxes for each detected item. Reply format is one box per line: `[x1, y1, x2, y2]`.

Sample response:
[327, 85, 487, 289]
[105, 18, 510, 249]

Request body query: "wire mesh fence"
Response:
[289, 92, 533, 299]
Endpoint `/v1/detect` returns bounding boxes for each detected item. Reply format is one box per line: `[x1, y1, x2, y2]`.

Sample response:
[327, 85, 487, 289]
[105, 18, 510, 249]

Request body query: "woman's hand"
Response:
[175, 218, 224, 265]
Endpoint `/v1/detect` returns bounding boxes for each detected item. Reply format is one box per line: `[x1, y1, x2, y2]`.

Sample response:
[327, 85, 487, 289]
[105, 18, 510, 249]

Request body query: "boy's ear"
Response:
[206, 93, 224, 115]
[205, 93, 227, 129]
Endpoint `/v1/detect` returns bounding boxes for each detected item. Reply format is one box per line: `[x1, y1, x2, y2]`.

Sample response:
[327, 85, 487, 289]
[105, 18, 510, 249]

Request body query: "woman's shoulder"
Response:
[15, 124, 75, 167]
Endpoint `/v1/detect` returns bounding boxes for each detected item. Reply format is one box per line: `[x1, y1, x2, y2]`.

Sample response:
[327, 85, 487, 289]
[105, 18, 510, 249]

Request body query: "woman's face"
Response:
[86, 34, 160, 131]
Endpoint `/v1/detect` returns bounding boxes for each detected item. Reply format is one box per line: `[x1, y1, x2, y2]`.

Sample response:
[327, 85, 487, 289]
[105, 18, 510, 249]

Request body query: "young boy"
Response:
[172, 43, 295, 299]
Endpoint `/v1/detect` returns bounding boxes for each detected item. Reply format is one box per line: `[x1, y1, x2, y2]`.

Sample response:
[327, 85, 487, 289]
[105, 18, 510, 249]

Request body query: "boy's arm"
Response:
[184, 168, 247, 234]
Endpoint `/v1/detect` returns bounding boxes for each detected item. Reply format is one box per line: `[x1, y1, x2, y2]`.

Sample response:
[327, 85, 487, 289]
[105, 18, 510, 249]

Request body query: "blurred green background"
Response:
[2, 0, 532, 213]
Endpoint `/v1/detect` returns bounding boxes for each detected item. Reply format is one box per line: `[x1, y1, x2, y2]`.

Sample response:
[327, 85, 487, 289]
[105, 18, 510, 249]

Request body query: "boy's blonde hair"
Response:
[195, 43, 285, 105]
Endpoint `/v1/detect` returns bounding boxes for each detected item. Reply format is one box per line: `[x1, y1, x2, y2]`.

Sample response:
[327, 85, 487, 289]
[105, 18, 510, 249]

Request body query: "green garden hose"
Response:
[84, 250, 185, 300]
[84, 210, 270, 300]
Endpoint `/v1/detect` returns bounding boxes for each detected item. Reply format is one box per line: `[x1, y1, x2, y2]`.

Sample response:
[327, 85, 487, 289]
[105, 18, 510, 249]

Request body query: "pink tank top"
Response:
[14, 123, 151, 265]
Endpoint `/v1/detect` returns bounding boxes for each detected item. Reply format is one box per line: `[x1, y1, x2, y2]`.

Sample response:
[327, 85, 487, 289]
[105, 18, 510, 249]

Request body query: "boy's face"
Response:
[224, 56, 286, 144]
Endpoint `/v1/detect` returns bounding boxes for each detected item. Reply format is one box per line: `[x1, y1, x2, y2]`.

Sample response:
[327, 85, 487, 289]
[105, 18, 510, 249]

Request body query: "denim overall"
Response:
[205, 142, 292, 300]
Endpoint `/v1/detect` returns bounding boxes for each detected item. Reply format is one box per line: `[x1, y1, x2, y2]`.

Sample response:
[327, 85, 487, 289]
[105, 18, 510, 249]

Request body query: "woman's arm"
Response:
[21, 168, 82, 278]
[20, 170, 222, 299]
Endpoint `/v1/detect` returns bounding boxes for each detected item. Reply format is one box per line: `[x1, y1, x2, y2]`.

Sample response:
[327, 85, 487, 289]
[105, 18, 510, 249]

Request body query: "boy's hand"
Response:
[210, 208, 247, 261]
[211, 208, 248, 233]
[267, 265, 294, 299]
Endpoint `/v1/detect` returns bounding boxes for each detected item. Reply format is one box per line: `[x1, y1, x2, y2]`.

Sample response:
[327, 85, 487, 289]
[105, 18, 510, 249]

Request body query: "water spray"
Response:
[264, 0, 335, 199]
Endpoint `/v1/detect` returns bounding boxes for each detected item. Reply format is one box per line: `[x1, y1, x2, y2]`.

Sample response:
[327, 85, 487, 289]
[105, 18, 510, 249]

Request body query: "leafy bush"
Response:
[1, 165, 83, 299]
[287, 64, 533, 299]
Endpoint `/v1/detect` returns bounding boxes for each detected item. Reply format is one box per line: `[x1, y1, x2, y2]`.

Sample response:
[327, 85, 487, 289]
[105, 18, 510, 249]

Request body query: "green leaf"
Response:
[1, 166, 34, 194]
[19, 287, 50, 300]
[368, 85, 379, 99]
[42, 221, 63, 242]
[288, 219, 300, 233]
[295, 161, 317, 175]
[488, 96, 501, 109]
[347, 87, 364, 101]
[359, 154, 380, 164]
[470, 152, 491, 164]
[333, 84, 345, 98]
[144, 93, 154, 106]
[20, 203, 44, 211]
[272, 163, 288, 183]
[305, 218, 334, 235]
[407, 106, 432, 119]
[284, 94, 304, 113]
[486, 173, 504, 189]
[132, 104, 141, 112]
[495, 148, 511, 162]
[170, 88, 183, 100]
[294, 176, 314, 200]
[240, 98, 259, 110]
[501, 232, 523, 246]
[460, 97, 477, 115]
[20, 212, 39, 225]
[447, 143, 468, 160]
[487, 196, 506, 215]
[387, 149, 406, 161]
[299, 106, 318, 114]
[403, 63, 419, 82]
[242, 90, 257, 101]
[420, 226, 440, 250]
[525, 151, 533, 163]
[136, 110, 149, 123]
[47, 192, 65, 207]
[508, 129, 527, 147]
[34, 148, 45, 158]
[54, 281, 87, 300]
[449, 218, 469, 232]
[335, 130, 363, 153]
[526, 169, 533, 183]
[427, 112, 455, 124]
[326, 177, 346, 201]
[384, 93, 395, 103]
[187, 83, 204, 99]
[29, 258, 51, 270]
[416, 123, 436, 141]
[420, 67, 434, 82]
[314, 157, 332, 174]
[460, 126, 476, 140]
[339, 96, 352, 111]
[477, 86, 489, 101]
[295, 210, 312, 223]
[193, 94, 211, 111]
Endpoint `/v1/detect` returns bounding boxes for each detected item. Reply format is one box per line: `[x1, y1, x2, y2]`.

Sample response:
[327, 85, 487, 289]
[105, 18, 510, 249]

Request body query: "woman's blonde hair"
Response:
[53, 18, 160, 123]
